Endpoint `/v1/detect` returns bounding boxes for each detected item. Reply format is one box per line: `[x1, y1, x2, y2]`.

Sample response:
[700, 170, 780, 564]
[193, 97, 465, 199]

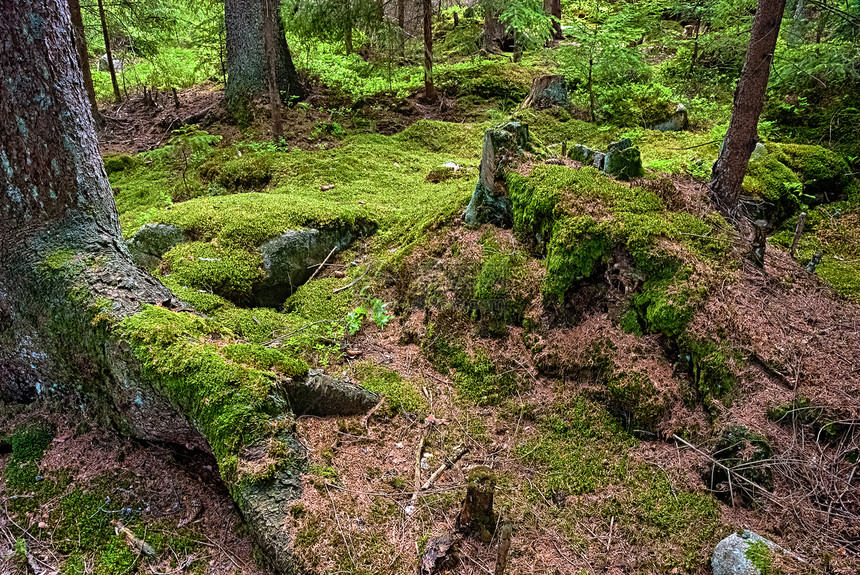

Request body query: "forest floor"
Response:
[4, 33, 860, 575]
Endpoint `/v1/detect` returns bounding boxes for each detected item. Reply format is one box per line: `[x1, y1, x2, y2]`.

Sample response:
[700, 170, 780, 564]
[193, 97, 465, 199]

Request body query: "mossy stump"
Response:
[457, 466, 497, 542]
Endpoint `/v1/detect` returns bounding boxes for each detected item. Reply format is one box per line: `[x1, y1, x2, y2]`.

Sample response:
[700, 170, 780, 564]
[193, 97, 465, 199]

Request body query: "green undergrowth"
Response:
[472, 236, 530, 334]
[113, 121, 483, 269]
[351, 362, 428, 417]
[517, 396, 724, 571]
[2, 421, 56, 490]
[772, 204, 860, 300]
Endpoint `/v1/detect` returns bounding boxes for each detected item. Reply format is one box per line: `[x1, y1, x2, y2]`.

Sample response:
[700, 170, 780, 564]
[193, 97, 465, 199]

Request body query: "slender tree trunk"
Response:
[688, 18, 700, 77]
[397, 0, 406, 57]
[97, 0, 121, 104]
[709, 0, 787, 215]
[1, 3, 312, 572]
[423, 0, 436, 100]
[262, 0, 284, 141]
[345, 0, 355, 55]
[225, 0, 303, 117]
[67, 0, 100, 124]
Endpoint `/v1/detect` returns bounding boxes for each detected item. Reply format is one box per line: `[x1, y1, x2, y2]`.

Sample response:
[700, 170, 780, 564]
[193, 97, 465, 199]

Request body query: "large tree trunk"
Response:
[423, 0, 436, 100]
[97, 0, 122, 104]
[262, 0, 284, 141]
[67, 0, 100, 124]
[709, 0, 787, 215]
[483, 7, 506, 53]
[0, 2, 307, 572]
[225, 0, 303, 117]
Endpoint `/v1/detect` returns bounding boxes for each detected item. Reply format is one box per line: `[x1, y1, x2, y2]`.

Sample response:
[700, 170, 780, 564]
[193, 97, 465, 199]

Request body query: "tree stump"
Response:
[521, 75, 569, 109]
[457, 466, 496, 542]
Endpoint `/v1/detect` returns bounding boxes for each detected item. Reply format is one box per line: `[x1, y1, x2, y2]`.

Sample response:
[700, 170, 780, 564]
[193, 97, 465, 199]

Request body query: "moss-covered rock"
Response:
[771, 143, 852, 202]
[742, 155, 803, 222]
[103, 154, 138, 175]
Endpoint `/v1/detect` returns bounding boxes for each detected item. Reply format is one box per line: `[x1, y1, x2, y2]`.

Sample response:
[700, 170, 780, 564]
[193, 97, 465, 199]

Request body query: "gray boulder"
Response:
[749, 142, 768, 161]
[712, 531, 777, 575]
[254, 227, 360, 308]
[593, 151, 606, 170]
[127, 224, 186, 270]
[652, 104, 689, 132]
[464, 122, 530, 228]
[286, 369, 380, 416]
[98, 54, 124, 72]
[604, 139, 644, 180]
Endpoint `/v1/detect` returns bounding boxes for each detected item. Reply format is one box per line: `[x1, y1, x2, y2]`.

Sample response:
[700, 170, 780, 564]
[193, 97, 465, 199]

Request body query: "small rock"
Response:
[749, 142, 768, 161]
[126, 223, 186, 270]
[569, 144, 595, 165]
[604, 139, 644, 180]
[712, 530, 777, 575]
[652, 103, 689, 132]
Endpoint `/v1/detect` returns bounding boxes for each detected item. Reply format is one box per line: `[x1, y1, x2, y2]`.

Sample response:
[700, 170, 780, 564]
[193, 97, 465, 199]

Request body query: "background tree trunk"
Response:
[709, 0, 787, 215]
[1, 2, 306, 572]
[67, 0, 100, 124]
[225, 0, 303, 117]
[97, 0, 122, 104]
[423, 0, 436, 99]
[262, 0, 284, 141]
[544, 0, 563, 40]
[483, 8, 506, 52]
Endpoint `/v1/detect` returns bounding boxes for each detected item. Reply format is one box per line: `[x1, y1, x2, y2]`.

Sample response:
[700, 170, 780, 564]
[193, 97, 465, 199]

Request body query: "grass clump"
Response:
[351, 362, 428, 416]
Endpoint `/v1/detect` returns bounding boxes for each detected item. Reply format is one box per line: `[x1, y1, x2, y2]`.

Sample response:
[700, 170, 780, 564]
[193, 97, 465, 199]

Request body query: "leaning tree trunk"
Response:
[709, 0, 787, 215]
[67, 0, 100, 124]
[0, 2, 309, 572]
[225, 0, 303, 117]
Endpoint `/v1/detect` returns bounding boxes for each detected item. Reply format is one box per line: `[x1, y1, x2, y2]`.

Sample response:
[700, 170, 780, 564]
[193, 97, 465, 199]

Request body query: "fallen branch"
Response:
[307, 245, 338, 284]
[421, 445, 469, 491]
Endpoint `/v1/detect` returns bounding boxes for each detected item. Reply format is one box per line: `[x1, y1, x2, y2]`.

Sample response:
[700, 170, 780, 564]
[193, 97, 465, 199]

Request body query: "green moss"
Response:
[473, 242, 528, 331]
[283, 278, 354, 321]
[628, 268, 702, 339]
[103, 154, 138, 175]
[120, 305, 295, 482]
[712, 425, 773, 495]
[508, 164, 728, 301]
[742, 155, 803, 222]
[605, 371, 667, 430]
[745, 539, 773, 574]
[426, 338, 518, 406]
[209, 153, 274, 192]
[352, 362, 428, 416]
[222, 343, 309, 378]
[161, 242, 263, 304]
[436, 58, 535, 103]
[213, 306, 294, 344]
[771, 143, 852, 198]
[3, 421, 57, 490]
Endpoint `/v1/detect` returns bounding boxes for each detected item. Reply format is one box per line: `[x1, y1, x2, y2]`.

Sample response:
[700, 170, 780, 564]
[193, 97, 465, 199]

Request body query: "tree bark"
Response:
[67, 0, 100, 124]
[225, 0, 303, 117]
[0, 2, 309, 572]
[708, 0, 787, 215]
[423, 0, 436, 100]
[397, 0, 406, 57]
[543, 0, 563, 40]
[97, 0, 122, 104]
[483, 7, 506, 52]
[262, 0, 284, 141]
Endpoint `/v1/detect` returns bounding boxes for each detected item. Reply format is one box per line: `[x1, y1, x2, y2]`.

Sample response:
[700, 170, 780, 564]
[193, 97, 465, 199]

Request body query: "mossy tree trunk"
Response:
[225, 0, 303, 117]
[1, 2, 305, 572]
[708, 0, 787, 216]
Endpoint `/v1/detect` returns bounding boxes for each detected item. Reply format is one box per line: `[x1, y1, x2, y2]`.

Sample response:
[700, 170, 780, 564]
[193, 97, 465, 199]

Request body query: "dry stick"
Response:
[307, 245, 338, 284]
[605, 516, 614, 551]
[672, 434, 784, 508]
[421, 445, 469, 491]
[410, 427, 430, 503]
[790, 212, 807, 258]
